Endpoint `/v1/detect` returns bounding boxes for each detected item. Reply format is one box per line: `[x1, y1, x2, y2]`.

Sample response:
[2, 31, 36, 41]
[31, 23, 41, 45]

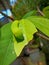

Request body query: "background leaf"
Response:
[22, 10, 37, 19]
[43, 6, 49, 19]
[27, 16, 49, 36]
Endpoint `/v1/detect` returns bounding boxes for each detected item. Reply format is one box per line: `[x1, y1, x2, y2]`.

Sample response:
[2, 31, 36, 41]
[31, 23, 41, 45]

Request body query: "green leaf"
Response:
[27, 16, 49, 36]
[11, 19, 37, 56]
[0, 23, 16, 65]
[43, 6, 49, 19]
[23, 10, 37, 18]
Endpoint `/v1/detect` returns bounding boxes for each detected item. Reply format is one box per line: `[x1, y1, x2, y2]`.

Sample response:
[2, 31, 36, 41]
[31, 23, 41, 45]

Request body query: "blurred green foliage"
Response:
[12, 0, 40, 20]
[43, 6, 49, 19]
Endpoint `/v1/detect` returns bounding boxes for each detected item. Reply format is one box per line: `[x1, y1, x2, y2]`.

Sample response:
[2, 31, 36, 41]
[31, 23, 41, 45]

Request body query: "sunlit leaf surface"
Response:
[11, 19, 37, 56]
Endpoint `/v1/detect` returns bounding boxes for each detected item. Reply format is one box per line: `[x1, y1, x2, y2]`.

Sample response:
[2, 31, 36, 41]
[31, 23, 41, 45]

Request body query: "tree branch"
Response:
[37, 6, 45, 16]
[0, 11, 14, 21]
[36, 32, 49, 41]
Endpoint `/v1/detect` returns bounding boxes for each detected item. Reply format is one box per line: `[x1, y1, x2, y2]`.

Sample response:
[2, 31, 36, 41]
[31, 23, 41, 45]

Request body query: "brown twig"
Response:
[36, 32, 49, 41]
[0, 11, 14, 21]
[37, 6, 45, 16]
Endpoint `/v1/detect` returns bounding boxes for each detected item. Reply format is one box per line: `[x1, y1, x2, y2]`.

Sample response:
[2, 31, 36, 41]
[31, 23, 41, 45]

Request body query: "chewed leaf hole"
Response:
[14, 33, 24, 43]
